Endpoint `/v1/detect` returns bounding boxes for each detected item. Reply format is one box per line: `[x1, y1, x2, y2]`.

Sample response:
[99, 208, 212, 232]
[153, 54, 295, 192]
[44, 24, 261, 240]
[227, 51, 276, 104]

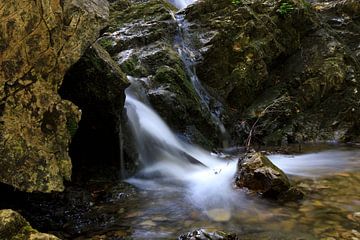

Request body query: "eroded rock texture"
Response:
[0, 0, 109, 192]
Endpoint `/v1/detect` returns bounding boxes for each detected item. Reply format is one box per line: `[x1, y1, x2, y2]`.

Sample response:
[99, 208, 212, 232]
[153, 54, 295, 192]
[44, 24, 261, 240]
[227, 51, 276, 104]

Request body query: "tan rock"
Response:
[0, 0, 109, 192]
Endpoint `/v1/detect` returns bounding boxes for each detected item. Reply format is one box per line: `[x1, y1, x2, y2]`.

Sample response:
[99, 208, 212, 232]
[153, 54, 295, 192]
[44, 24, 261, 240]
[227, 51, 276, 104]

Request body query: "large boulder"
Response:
[0, 0, 109, 192]
[184, 0, 360, 146]
[0, 209, 59, 239]
[235, 152, 303, 200]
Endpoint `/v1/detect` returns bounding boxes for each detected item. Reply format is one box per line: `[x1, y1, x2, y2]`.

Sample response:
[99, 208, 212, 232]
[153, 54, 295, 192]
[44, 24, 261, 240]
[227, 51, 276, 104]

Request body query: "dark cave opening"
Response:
[58, 43, 131, 184]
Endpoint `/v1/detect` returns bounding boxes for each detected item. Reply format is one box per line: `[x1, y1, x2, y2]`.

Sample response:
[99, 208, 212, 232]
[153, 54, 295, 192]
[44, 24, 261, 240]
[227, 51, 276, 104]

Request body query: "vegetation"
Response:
[277, 2, 294, 16]
[231, 0, 242, 5]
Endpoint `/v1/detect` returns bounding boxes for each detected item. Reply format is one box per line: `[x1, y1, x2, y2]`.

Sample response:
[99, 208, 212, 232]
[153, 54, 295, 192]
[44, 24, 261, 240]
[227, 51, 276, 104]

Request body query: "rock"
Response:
[205, 208, 231, 222]
[0, 209, 59, 239]
[97, 0, 225, 149]
[184, 0, 360, 145]
[0, 0, 109, 192]
[60, 42, 130, 181]
[178, 229, 239, 240]
[235, 152, 303, 200]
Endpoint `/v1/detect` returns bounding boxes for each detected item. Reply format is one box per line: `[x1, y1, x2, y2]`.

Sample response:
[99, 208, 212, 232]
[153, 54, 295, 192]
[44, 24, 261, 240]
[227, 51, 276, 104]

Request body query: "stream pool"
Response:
[73, 145, 360, 240]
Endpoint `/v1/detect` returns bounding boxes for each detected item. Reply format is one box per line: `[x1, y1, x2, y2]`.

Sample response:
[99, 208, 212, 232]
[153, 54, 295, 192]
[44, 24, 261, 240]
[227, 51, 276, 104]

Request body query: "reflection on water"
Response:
[76, 147, 360, 240]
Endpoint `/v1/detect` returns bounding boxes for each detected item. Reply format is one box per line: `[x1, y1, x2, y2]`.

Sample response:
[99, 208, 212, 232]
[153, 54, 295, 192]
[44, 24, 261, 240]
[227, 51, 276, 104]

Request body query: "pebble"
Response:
[206, 208, 231, 222]
[139, 220, 157, 227]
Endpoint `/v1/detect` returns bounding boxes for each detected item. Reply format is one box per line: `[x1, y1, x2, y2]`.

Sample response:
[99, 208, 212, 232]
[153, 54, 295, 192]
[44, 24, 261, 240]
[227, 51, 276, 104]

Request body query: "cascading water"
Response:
[125, 76, 240, 211]
[123, 0, 239, 213]
[168, 0, 194, 9]
[173, 12, 231, 148]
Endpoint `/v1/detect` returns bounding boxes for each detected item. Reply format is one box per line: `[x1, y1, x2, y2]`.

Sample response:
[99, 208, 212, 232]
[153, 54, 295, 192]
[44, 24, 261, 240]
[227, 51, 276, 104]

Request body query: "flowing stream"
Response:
[75, 146, 360, 239]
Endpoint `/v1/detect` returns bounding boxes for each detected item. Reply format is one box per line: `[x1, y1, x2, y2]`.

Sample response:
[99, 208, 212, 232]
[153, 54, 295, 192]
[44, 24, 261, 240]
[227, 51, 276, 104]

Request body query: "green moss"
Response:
[109, 0, 176, 31]
[66, 115, 78, 138]
[277, 2, 295, 17]
[120, 56, 148, 77]
[97, 37, 114, 52]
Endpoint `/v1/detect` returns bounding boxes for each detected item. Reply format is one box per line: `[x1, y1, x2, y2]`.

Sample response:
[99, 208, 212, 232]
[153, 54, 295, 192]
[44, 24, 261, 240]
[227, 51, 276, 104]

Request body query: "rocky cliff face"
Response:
[0, 0, 109, 192]
[185, 0, 360, 145]
[98, 0, 225, 149]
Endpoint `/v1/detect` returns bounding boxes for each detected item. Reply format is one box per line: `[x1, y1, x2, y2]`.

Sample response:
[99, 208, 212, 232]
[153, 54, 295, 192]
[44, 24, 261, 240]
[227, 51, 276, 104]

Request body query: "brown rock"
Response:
[235, 152, 303, 200]
[0, 0, 109, 192]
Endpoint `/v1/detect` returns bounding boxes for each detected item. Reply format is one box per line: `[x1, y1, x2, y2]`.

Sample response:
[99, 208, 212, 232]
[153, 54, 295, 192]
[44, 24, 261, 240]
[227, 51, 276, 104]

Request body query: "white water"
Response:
[125, 76, 239, 211]
[173, 12, 230, 148]
[168, 0, 195, 9]
[269, 149, 360, 177]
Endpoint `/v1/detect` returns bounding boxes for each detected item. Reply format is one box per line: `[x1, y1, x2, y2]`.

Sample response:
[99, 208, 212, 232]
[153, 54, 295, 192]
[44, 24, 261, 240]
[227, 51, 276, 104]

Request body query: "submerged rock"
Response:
[235, 152, 303, 200]
[179, 229, 239, 240]
[0, 209, 59, 239]
[0, 0, 109, 192]
[205, 208, 231, 222]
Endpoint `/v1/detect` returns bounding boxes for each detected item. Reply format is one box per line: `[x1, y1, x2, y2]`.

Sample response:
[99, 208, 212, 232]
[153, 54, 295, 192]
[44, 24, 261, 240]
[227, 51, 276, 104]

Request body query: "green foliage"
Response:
[98, 37, 114, 51]
[277, 2, 294, 16]
[231, 0, 242, 5]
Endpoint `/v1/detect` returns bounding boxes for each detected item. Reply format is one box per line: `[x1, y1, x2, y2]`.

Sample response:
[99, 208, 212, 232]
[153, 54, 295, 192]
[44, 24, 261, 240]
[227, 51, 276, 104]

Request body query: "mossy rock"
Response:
[235, 152, 303, 200]
[0, 209, 59, 240]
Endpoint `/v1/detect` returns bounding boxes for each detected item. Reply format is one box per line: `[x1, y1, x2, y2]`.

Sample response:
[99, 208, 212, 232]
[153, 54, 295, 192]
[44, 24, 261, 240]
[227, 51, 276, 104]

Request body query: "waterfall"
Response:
[173, 12, 231, 148]
[168, 0, 195, 9]
[124, 0, 239, 212]
[125, 77, 239, 210]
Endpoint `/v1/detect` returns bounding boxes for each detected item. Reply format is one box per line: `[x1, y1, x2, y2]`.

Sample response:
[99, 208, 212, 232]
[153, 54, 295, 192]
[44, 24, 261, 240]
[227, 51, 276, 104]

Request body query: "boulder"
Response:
[0, 0, 109, 192]
[0, 209, 59, 239]
[235, 152, 303, 200]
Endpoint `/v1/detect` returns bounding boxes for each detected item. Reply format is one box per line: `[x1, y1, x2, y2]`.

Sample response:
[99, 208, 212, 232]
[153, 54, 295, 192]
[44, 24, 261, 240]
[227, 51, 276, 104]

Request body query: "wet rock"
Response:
[235, 152, 303, 200]
[0, 0, 109, 192]
[0, 209, 59, 239]
[98, 0, 224, 148]
[179, 229, 239, 240]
